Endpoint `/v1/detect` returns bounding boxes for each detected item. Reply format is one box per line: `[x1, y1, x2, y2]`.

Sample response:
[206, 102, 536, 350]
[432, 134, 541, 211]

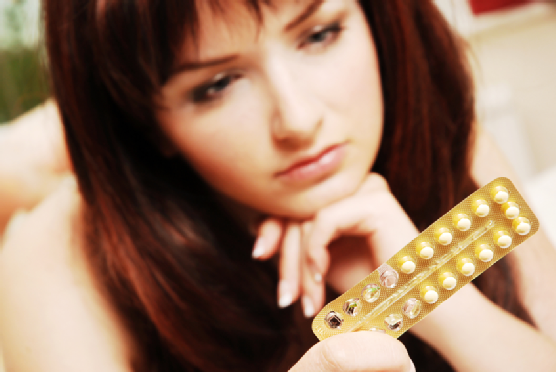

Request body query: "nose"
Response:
[266, 59, 323, 148]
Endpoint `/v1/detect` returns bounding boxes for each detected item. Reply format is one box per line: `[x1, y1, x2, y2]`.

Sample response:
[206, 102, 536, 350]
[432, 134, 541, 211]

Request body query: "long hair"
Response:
[43, 0, 532, 371]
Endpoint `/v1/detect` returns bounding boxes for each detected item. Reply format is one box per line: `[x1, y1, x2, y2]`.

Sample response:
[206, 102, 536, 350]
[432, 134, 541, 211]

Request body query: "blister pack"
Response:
[312, 177, 538, 340]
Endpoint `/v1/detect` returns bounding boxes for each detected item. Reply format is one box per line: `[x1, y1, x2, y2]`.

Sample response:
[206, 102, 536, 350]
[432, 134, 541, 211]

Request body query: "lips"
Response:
[276, 144, 346, 183]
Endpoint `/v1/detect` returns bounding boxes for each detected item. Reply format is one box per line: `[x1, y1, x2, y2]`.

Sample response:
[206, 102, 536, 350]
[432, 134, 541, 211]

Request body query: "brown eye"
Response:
[302, 22, 343, 50]
[191, 74, 239, 103]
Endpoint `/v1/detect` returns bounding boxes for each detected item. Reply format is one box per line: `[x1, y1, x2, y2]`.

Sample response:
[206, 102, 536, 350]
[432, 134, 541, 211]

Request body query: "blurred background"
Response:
[0, 0, 555, 369]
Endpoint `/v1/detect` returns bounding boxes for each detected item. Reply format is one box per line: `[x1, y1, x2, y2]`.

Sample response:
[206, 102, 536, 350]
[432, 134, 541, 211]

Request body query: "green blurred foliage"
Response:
[0, 0, 50, 124]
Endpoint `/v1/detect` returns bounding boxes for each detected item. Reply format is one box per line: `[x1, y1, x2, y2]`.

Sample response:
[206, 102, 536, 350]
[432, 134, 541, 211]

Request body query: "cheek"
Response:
[159, 107, 275, 205]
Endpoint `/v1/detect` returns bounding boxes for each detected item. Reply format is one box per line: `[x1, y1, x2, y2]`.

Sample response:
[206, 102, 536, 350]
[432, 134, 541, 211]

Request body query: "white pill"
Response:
[515, 222, 531, 235]
[457, 218, 471, 231]
[401, 261, 416, 274]
[494, 191, 509, 204]
[478, 249, 494, 262]
[424, 290, 439, 304]
[419, 247, 434, 259]
[505, 206, 519, 219]
[442, 277, 457, 290]
[475, 204, 490, 217]
[497, 235, 512, 248]
[460, 263, 475, 276]
[438, 232, 453, 245]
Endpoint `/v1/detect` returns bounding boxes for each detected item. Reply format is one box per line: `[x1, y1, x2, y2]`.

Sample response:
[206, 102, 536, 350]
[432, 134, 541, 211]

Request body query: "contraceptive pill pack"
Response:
[312, 177, 538, 339]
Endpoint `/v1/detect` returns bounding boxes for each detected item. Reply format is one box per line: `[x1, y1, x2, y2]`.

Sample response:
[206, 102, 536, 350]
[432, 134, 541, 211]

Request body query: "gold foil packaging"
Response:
[312, 177, 538, 340]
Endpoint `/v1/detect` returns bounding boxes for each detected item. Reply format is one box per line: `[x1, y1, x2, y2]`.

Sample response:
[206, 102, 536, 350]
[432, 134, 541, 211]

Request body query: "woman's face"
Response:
[157, 0, 383, 219]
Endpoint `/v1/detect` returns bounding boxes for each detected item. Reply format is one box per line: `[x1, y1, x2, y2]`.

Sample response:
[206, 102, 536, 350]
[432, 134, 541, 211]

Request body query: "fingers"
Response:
[289, 332, 415, 372]
[278, 223, 302, 308]
[306, 196, 376, 273]
[252, 218, 283, 259]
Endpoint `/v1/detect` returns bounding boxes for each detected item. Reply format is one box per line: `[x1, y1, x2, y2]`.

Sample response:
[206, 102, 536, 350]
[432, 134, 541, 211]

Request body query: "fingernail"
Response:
[252, 237, 265, 259]
[278, 281, 293, 308]
[302, 296, 315, 318]
[314, 272, 322, 283]
[309, 260, 322, 283]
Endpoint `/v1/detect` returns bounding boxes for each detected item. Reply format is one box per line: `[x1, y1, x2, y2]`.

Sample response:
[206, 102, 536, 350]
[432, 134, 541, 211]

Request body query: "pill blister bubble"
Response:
[325, 311, 344, 329]
[398, 256, 416, 274]
[420, 285, 439, 304]
[416, 241, 434, 259]
[384, 314, 404, 331]
[494, 230, 512, 248]
[491, 185, 509, 204]
[378, 264, 399, 288]
[438, 272, 457, 290]
[368, 327, 386, 333]
[435, 227, 453, 245]
[343, 298, 361, 317]
[402, 298, 422, 319]
[472, 199, 490, 217]
[361, 283, 381, 303]
[501, 202, 520, 220]
[457, 258, 475, 276]
[512, 217, 531, 235]
[453, 213, 472, 231]
[475, 243, 494, 262]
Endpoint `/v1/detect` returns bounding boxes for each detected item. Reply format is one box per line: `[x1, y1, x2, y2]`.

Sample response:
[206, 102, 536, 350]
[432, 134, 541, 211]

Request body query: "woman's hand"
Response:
[289, 331, 415, 372]
[253, 173, 419, 317]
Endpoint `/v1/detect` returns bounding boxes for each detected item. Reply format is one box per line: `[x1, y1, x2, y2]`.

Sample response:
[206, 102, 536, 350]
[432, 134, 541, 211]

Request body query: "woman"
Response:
[1, 0, 556, 371]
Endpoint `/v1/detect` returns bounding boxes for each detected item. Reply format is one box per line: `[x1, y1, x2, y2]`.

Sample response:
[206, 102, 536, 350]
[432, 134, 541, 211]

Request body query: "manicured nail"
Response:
[252, 236, 266, 259]
[314, 272, 323, 283]
[308, 260, 322, 283]
[303, 296, 315, 318]
[278, 281, 293, 308]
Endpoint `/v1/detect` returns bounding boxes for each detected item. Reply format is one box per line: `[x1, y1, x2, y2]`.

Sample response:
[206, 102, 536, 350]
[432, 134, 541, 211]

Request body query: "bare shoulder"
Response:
[471, 124, 556, 340]
[0, 177, 133, 372]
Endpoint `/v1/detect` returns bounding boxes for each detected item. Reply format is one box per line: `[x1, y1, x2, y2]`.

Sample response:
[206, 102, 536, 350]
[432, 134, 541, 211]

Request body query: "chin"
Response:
[270, 170, 367, 219]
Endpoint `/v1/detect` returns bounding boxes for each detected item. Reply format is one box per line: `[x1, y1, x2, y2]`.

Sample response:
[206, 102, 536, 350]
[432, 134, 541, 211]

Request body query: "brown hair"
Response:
[44, 0, 532, 371]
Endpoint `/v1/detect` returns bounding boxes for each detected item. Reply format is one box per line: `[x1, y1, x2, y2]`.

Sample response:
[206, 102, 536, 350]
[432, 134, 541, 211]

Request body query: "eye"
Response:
[191, 73, 239, 103]
[301, 22, 344, 51]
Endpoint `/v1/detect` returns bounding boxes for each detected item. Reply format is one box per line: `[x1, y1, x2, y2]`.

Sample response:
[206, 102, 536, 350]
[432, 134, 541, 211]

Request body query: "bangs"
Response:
[92, 0, 269, 115]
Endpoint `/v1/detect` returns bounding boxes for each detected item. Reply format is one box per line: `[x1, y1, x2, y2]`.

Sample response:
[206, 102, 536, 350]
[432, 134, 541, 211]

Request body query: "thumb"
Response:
[289, 332, 415, 372]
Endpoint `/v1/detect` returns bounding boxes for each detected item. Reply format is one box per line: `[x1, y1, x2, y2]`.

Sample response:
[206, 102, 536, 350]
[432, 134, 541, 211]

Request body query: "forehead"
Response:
[182, 0, 325, 61]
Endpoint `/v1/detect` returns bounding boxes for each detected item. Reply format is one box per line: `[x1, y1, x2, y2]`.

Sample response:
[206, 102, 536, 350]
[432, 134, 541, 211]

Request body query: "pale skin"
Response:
[1, 0, 556, 371]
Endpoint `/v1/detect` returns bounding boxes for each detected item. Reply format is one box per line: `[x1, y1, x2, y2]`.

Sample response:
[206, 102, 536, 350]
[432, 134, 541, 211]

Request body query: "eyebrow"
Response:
[170, 0, 325, 76]
[172, 54, 239, 74]
[284, 0, 325, 32]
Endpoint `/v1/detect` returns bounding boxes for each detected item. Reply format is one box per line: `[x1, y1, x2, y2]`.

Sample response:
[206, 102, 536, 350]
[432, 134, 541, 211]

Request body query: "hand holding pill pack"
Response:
[312, 177, 538, 339]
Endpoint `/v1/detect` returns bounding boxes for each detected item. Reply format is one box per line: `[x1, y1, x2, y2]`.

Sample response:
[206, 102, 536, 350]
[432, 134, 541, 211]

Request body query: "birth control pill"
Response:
[420, 286, 439, 304]
[398, 256, 416, 274]
[472, 199, 490, 217]
[494, 230, 512, 248]
[453, 213, 472, 231]
[475, 243, 494, 262]
[435, 227, 453, 245]
[491, 185, 509, 204]
[438, 272, 457, 290]
[513, 217, 531, 235]
[416, 242, 434, 259]
[457, 258, 475, 276]
[501, 202, 520, 219]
